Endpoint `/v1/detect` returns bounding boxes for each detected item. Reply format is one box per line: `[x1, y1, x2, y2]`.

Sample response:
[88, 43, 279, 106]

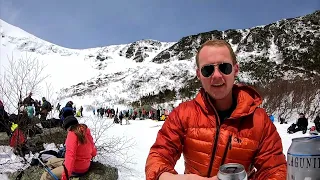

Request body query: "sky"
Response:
[0, 0, 319, 49]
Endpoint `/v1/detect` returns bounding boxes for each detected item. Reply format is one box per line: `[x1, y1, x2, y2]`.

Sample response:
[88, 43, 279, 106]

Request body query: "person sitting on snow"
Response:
[314, 113, 320, 132]
[40, 116, 97, 180]
[279, 116, 287, 124]
[287, 123, 297, 134]
[296, 113, 308, 134]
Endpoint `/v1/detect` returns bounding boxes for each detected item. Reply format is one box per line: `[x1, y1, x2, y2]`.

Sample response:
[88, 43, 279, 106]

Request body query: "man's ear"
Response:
[234, 64, 239, 77]
[196, 68, 201, 80]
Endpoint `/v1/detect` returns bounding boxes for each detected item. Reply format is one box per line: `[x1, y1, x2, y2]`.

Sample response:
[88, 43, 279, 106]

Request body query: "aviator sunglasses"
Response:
[200, 62, 233, 77]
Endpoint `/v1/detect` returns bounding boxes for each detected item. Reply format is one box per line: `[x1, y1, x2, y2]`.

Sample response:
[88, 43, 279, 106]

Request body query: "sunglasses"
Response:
[200, 63, 233, 77]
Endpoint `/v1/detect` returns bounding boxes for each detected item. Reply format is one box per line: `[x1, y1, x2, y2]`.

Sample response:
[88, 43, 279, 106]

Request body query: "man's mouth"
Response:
[212, 83, 224, 87]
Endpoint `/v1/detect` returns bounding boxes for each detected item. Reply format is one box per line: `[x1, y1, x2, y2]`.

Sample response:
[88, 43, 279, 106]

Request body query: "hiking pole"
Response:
[37, 157, 59, 180]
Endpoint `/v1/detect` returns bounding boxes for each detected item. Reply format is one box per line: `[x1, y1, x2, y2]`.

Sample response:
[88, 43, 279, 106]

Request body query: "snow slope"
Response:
[0, 18, 175, 111]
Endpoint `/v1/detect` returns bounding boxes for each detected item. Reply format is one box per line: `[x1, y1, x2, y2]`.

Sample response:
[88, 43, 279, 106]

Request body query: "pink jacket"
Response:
[62, 127, 97, 180]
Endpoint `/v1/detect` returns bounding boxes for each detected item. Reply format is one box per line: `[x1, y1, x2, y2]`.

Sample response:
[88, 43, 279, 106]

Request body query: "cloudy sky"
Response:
[0, 0, 319, 49]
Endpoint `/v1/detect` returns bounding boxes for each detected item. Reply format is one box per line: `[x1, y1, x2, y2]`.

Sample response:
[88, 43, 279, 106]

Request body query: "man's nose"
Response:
[210, 66, 223, 80]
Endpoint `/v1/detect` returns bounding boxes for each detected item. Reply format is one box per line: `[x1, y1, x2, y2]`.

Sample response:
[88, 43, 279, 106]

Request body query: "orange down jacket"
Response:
[145, 85, 287, 180]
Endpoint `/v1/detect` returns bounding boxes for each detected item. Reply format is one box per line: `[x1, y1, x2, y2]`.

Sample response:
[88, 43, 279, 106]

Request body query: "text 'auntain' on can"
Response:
[217, 163, 247, 180]
[287, 136, 320, 180]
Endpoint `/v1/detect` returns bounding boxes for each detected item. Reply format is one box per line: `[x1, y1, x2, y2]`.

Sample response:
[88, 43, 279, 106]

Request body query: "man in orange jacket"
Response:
[145, 39, 287, 180]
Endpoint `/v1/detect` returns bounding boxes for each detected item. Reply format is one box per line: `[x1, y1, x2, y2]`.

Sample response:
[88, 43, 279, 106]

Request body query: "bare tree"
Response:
[0, 53, 49, 160]
[83, 116, 137, 176]
[0, 53, 49, 113]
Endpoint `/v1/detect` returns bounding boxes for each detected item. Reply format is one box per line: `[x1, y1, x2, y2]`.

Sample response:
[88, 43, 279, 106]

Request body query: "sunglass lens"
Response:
[201, 65, 214, 77]
[219, 63, 233, 75]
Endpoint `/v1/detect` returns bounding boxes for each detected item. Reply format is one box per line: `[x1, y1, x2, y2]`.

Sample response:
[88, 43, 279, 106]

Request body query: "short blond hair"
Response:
[195, 40, 237, 67]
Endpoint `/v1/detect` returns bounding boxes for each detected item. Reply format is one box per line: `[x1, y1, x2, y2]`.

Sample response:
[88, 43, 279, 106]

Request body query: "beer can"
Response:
[217, 163, 247, 180]
[287, 136, 320, 180]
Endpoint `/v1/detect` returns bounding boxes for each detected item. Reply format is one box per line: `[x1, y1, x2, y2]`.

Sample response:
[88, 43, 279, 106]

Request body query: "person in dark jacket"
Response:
[79, 106, 83, 117]
[119, 111, 123, 125]
[0, 100, 9, 120]
[99, 107, 104, 118]
[314, 113, 320, 132]
[0, 100, 10, 135]
[22, 92, 35, 106]
[296, 113, 308, 134]
[40, 97, 51, 121]
[56, 103, 61, 112]
[59, 101, 75, 121]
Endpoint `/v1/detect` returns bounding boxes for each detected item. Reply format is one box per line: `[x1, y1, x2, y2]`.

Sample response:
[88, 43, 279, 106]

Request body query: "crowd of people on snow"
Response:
[266, 112, 320, 135]
[0, 91, 175, 179]
[92, 106, 173, 125]
[0, 94, 96, 180]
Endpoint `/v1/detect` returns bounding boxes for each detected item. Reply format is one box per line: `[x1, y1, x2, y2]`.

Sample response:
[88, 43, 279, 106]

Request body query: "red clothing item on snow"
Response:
[9, 129, 26, 147]
[61, 127, 97, 180]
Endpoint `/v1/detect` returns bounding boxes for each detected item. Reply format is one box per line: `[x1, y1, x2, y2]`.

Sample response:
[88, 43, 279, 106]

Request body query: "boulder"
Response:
[0, 127, 67, 154]
[26, 127, 67, 153]
[8, 161, 118, 180]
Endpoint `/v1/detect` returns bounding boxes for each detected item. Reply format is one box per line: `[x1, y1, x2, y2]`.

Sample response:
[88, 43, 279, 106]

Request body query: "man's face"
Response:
[196, 45, 239, 100]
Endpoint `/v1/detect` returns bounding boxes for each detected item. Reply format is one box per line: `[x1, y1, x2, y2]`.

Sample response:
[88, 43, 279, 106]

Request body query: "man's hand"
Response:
[159, 172, 218, 180]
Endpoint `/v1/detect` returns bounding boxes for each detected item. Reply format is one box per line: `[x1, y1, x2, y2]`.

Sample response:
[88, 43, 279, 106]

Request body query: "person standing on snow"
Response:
[0, 100, 10, 135]
[56, 103, 61, 112]
[145, 40, 286, 180]
[314, 113, 320, 132]
[59, 101, 75, 121]
[40, 97, 52, 121]
[22, 92, 36, 107]
[79, 106, 83, 117]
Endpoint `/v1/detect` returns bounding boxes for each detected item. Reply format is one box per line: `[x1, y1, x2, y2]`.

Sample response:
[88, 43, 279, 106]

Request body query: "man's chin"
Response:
[208, 94, 228, 101]
[207, 88, 231, 101]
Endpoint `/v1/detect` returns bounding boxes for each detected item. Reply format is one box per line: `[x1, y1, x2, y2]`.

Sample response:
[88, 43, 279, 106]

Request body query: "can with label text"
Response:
[217, 163, 247, 180]
[287, 136, 320, 180]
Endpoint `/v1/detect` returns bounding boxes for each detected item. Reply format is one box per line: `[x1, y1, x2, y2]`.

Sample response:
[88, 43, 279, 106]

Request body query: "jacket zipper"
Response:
[220, 135, 232, 166]
[207, 123, 220, 177]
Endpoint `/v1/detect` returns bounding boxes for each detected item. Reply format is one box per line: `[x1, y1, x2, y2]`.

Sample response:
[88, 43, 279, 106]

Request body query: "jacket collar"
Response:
[194, 84, 262, 119]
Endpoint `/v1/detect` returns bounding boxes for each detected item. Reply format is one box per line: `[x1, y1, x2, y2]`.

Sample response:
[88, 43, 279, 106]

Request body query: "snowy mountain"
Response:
[60, 10, 320, 108]
[0, 10, 319, 116]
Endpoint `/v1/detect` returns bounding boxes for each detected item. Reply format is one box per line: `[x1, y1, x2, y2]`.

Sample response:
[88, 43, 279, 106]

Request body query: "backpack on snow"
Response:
[9, 128, 26, 148]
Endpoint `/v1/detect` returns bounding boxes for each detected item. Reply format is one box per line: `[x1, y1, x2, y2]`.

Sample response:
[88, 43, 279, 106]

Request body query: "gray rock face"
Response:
[152, 10, 320, 82]
[7, 161, 118, 180]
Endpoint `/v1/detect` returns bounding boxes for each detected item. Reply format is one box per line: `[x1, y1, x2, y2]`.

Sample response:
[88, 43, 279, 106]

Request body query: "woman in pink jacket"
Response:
[40, 116, 97, 180]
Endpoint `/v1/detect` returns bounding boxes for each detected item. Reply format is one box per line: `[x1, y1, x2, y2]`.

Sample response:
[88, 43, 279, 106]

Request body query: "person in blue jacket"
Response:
[269, 114, 275, 123]
[59, 101, 75, 121]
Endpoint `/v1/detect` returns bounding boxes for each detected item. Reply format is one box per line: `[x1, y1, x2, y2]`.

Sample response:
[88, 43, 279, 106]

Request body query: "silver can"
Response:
[217, 163, 247, 180]
[287, 136, 320, 180]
